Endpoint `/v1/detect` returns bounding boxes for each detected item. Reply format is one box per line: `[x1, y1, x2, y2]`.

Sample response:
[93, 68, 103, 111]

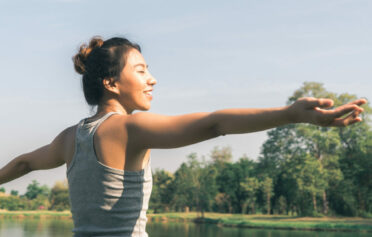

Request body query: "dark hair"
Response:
[73, 36, 141, 105]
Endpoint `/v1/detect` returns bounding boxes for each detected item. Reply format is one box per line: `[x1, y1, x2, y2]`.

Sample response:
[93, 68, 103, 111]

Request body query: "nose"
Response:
[147, 72, 157, 85]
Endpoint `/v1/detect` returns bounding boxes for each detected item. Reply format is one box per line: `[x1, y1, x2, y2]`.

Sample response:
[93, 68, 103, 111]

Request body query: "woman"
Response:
[0, 36, 366, 237]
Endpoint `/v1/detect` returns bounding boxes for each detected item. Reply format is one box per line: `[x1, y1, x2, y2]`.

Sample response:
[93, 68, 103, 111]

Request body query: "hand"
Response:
[288, 97, 366, 127]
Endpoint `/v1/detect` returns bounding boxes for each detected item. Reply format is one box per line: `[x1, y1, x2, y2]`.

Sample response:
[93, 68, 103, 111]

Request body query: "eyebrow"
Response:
[133, 63, 149, 68]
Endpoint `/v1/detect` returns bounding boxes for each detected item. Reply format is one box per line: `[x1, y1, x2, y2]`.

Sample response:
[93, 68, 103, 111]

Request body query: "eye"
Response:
[137, 70, 145, 74]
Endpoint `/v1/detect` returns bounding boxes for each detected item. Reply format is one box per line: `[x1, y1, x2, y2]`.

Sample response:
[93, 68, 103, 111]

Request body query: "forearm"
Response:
[0, 155, 32, 185]
[211, 106, 292, 135]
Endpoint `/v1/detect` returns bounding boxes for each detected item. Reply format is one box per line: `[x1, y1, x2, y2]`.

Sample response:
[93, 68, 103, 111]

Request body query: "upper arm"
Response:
[23, 127, 71, 171]
[126, 112, 220, 149]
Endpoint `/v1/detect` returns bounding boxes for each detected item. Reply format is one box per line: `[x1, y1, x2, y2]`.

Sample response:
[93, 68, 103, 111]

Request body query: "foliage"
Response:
[148, 82, 371, 217]
[0, 196, 26, 210]
[24, 180, 50, 200]
[150, 169, 174, 213]
[49, 180, 70, 211]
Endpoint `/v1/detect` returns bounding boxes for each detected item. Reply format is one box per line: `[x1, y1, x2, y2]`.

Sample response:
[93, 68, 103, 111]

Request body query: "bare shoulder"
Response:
[52, 125, 78, 165]
[55, 125, 77, 144]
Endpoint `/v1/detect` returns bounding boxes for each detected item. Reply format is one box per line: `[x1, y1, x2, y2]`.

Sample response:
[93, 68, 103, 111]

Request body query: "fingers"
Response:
[327, 104, 362, 119]
[304, 97, 334, 109]
[346, 98, 367, 107]
[330, 109, 363, 127]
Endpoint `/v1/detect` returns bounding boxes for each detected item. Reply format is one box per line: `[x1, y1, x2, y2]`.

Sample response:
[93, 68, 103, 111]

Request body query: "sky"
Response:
[0, 0, 371, 194]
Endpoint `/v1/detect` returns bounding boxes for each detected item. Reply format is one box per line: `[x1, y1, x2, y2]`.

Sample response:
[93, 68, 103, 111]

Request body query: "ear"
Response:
[102, 77, 120, 95]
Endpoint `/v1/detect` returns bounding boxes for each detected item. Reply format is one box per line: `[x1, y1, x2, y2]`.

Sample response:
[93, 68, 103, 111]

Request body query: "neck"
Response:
[96, 98, 132, 116]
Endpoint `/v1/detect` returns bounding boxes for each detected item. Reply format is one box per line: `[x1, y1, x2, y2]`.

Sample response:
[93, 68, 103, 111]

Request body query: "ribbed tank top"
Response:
[67, 112, 153, 237]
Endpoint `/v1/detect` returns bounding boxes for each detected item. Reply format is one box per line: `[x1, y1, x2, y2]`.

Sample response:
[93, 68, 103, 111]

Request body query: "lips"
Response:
[144, 89, 153, 99]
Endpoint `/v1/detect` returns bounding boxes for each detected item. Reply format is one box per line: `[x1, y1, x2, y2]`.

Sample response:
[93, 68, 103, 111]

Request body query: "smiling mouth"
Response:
[144, 90, 153, 98]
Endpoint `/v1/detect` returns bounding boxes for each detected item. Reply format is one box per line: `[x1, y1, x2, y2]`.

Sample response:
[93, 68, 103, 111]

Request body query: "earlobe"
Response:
[103, 78, 120, 95]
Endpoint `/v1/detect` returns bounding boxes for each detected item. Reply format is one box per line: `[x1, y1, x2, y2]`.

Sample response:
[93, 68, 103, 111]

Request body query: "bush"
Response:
[0, 196, 27, 210]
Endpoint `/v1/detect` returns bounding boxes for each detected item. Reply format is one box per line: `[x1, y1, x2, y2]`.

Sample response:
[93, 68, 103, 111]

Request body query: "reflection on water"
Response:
[0, 218, 74, 237]
[0, 218, 370, 237]
[147, 222, 371, 237]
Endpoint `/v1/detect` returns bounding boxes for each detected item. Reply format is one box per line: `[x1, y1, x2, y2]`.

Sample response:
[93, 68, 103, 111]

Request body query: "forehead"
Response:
[126, 48, 146, 66]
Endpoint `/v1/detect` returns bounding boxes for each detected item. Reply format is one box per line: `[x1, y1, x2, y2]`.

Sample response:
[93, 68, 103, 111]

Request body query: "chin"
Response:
[138, 105, 151, 111]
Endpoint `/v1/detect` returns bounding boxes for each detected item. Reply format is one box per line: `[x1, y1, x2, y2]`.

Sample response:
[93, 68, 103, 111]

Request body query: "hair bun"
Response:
[73, 36, 104, 75]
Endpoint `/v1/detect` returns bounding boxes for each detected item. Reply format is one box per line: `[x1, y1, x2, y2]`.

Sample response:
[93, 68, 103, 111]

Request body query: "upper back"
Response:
[63, 112, 150, 172]
[66, 112, 153, 236]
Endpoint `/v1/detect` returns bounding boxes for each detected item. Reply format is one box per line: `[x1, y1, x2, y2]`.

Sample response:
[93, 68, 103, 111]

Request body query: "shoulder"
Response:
[50, 125, 78, 155]
[56, 125, 78, 142]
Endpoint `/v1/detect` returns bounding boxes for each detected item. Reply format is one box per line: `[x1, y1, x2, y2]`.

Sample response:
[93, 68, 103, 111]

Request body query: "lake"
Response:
[0, 218, 370, 237]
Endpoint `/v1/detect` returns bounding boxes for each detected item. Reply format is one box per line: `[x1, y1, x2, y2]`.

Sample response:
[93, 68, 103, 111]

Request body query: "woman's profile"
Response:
[0, 36, 366, 237]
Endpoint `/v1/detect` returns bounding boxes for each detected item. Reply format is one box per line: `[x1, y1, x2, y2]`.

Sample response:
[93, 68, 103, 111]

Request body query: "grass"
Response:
[0, 210, 71, 219]
[147, 212, 372, 232]
[1, 210, 371, 232]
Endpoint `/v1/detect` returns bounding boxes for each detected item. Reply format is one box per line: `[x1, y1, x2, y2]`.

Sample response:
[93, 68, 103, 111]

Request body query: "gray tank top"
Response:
[67, 112, 153, 237]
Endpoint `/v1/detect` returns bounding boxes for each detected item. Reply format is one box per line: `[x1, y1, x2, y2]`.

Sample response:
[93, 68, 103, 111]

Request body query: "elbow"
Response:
[208, 113, 227, 137]
[16, 156, 32, 173]
[210, 122, 226, 137]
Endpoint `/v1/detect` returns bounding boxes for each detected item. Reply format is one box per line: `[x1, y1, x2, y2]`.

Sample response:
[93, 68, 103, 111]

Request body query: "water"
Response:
[0, 219, 370, 237]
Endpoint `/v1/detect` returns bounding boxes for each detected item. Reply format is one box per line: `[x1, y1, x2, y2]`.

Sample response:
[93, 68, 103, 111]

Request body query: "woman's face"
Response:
[116, 48, 156, 113]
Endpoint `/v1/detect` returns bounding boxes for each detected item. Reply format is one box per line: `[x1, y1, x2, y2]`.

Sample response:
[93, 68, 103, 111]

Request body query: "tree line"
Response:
[150, 82, 371, 217]
[0, 82, 370, 217]
[0, 180, 69, 211]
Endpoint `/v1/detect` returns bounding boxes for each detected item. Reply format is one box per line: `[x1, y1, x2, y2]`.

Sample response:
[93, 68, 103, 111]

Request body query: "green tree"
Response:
[150, 169, 174, 213]
[0, 196, 26, 210]
[289, 82, 371, 215]
[216, 156, 257, 213]
[10, 190, 18, 196]
[49, 180, 70, 211]
[170, 153, 218, 216]
[196, 163, 218, 217]
[261, 177, 274, 214]
[170, 153, 200, 212]
[277, 196, 287, 214]
[210, 146, 232, 167]
[25, 180, 50, 200]
[240, 177, 259, 214]
[259, 82, 371, 216]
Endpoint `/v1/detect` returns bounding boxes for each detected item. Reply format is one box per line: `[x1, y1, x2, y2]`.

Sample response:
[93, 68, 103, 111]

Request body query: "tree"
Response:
[196, 163, 218, 217]
[10, 190, 18, 196]
[150, 169, 174, 213]
[240, 177, 259, 214]
[210, 146, 232, 167]
[216, 156, 257, 213]
[261, 177, 274, 214]
[24, 180, 50, 200]
[289, 82, 371, 215]
[0, 196, 26, 210]
[49, 180, 70, 211]
[259, 82, 371, 216]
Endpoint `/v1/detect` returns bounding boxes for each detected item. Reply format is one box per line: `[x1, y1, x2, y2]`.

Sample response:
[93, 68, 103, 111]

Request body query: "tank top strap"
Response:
[69, 112, 122, 171]
[89, 111, 121, 134]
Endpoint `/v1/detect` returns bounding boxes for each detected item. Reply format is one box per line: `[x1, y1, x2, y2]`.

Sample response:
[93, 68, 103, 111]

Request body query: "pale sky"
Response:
[0, 0, 371, 193]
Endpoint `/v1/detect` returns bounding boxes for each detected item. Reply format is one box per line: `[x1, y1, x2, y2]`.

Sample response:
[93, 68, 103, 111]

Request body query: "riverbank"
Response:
[0, 210, 71, 219]
[1, 211, 371, 232]
[147, 212, 372, 232]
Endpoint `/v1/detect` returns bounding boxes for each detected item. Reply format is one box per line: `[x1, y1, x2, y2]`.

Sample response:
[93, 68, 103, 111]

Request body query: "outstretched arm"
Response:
[0, 128, 70, 185]
[127, 98, 366, 149]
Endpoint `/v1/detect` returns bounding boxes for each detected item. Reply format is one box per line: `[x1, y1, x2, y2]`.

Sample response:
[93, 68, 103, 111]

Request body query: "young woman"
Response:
[0, 36, 366, 237]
